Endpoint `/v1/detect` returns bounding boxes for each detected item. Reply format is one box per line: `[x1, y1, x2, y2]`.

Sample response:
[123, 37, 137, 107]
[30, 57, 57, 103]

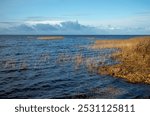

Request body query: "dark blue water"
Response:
[0, 35, 150, 99]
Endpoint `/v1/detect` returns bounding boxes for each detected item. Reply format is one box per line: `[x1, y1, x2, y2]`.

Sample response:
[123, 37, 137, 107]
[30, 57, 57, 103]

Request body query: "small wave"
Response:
[54, 93, 89, 99]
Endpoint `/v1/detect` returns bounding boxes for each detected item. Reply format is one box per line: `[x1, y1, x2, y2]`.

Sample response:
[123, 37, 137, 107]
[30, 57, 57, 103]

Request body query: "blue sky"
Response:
[0, 0, 150, 34]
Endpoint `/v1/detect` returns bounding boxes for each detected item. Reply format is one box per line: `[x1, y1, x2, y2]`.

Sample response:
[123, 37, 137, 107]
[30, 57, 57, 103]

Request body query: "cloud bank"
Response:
[0, 21, 150, 35]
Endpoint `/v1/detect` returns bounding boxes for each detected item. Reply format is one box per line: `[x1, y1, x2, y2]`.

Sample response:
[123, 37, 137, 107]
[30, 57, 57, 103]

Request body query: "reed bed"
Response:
[92, 36, 150, 84]
[37, 36, 64, 40]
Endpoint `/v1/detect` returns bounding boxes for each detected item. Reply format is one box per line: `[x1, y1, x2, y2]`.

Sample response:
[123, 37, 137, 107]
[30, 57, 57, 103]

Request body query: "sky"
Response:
[0, 0, 150, 34]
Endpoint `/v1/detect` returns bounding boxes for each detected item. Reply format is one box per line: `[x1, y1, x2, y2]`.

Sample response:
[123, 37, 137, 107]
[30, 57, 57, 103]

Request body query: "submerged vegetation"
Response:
[93, 36, 150, 84]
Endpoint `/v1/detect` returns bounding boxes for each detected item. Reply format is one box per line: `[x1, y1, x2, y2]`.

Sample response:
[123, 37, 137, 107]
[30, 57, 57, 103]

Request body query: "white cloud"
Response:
[25, 20, 63, 26]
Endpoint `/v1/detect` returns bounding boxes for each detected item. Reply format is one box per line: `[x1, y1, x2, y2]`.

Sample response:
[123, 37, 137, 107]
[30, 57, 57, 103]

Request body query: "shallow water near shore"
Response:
[0, 35, 150, 99]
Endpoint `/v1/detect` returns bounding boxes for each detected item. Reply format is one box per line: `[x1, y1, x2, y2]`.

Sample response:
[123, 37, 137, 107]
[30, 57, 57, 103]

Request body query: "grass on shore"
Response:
[92, 36, 150, 84]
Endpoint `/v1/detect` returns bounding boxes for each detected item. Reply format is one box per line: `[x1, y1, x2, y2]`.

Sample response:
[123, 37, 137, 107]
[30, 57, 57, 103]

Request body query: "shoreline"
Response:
[92, 36, 150, 84]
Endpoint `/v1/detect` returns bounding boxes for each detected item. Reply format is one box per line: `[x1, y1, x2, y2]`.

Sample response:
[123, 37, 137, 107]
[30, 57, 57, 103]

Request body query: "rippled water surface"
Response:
[0, 35, 150, 98]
